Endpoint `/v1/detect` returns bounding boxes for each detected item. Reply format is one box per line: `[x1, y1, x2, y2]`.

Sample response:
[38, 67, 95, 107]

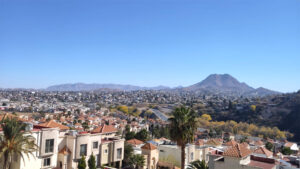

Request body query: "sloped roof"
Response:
[141, 143, 157, 150]
[39, 120, 69, 130]
[253, 147, 273, 158]
[284, 142, 295, 148]
[223, 143, 252, 158]
[0, 113, 18, 121]
[59, 146, 71, 155]
[91, 124, 117, 134]
[255, 140, 264, 146]
[224, 140, 238, 147]
[127, 139, 144, 145]
[206, 139, 222, 146]
[195, 139, 204, 146]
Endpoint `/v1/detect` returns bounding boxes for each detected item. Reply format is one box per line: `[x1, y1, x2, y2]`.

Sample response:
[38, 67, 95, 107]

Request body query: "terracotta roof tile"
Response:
[127, 139, 144, 145]
[253, 147, 273, 158]
[223, 143, 252, 158]
[39, 120, 69, 130]
[224, 140, 238, 147]
[91, 124, 117, 134]
[141, 143, 157, 150]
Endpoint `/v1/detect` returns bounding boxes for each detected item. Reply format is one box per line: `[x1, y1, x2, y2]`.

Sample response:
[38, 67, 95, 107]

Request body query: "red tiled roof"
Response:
[223, 143, 252, 158]
[39, 120, 69, 130]
[206, 139, 222, 146]
[255, 140, 264, 146]
[224, 140, 238, 147]
[195, 139, 204, 146]
[141, 143, 157, 150]
[91, 124, 117, 134]
[284, 142, 295, 148]
[127, 139, 144, 145]
[253, 147, 273, 158]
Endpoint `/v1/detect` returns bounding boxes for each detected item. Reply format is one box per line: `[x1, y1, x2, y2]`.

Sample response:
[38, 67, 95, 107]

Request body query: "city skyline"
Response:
[1, 0, 300, 92]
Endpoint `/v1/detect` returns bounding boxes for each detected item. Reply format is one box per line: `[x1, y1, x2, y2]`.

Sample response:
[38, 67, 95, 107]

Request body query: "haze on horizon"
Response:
[0, 0, 299, 93]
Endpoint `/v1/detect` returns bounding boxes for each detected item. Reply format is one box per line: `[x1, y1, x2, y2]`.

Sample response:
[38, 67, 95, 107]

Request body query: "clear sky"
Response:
[0, 0, 299, 92]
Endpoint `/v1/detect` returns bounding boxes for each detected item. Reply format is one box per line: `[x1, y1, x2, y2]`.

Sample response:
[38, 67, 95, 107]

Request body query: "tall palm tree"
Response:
[187, 160, 209, 169]
[0, 117, 38, 169]
[169, 106, 198, 169]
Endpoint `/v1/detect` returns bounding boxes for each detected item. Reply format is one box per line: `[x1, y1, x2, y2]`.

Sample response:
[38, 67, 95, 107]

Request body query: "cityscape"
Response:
[1, 0, 300, 169]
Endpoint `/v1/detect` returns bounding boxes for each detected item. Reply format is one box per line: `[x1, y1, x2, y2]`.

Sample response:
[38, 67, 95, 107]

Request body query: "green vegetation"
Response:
[78, 156, 87, 169]
[88, 154, 96, 169]
[281, 147, 292, 155]
[265, 142, 274, 151]
[198, 114, 290, 139]
[129, 154, 145, 169]
[124, 142, 134, 165]
[169, 106, 198, 169]
[187, 160, 209, 169]
[117, 105, 141, 116]
[125, 128, 150, 141]
[0, 117, 38, 169]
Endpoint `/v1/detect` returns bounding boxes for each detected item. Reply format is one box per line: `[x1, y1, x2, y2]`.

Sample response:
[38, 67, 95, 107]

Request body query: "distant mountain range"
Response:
[46, 83, 171, 92]
[45, 74, 280, 96]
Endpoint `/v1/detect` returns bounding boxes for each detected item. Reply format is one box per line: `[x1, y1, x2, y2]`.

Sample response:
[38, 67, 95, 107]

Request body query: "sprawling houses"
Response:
[0, 120, 124, 169]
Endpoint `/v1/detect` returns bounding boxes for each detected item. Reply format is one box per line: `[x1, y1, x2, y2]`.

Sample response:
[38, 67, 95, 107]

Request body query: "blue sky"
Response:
[0, 0, 299, 92]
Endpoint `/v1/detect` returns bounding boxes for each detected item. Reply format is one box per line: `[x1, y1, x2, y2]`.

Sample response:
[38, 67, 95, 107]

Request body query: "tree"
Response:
[135, 129, 149, 141]
[169, 106, 198, 169]
[0, 117, 38, 169]
[125, 131, 136, 140]
[124, 142, 134, 165]
[88, 153, 96, 169]
[281, 147, 292, 155]
[129, 154, 145, 169]
[187, 160, 209, 169]
[200, 114, 212, 121]
[82, 121, 89, 131]
[265, 142, 274, 151]
[78, 156, 87, 169]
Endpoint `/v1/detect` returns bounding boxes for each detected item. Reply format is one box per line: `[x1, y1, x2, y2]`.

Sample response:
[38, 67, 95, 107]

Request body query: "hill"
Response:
[184, 74, 279, 96]
[46, 83, 170, 91]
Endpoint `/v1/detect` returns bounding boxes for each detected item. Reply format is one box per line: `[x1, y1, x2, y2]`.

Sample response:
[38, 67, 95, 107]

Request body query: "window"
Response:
[80, 144, 87, 156]
[45, 139, 54, 153]
[104, 149, 108, 153]
[117, 148, 122, 159]
[43, 158, 51, 166]
[190, 152, 194, 161]
[93, 141, 98, 149]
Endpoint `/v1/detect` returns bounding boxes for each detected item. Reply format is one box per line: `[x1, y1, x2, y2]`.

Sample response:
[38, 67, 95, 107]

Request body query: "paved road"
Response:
[151, 109, 169, 121]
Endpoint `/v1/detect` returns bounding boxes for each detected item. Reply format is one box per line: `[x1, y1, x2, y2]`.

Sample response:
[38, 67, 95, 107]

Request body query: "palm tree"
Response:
[0, 117, 38, 169]
[187, 160, 209, 169]
[129, 154, 145, 169]
[169, 106, 198, 169]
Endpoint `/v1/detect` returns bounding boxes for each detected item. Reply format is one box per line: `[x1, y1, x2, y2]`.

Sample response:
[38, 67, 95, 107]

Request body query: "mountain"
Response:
[46, 83, 170, 91]
[45, 74, 280, 96]
[184, 74, 280, 96]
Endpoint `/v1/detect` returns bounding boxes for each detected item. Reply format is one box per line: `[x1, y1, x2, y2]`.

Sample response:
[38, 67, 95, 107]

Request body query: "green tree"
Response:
[135, 129, 149, 141]
[82, 121, 89, 131]
[281, 147, 292, 155]
[265, 142, 274, 151]
[78, 156, 87, 169]
[124, 142, 134, 165]
[0, 117, 38, 169]
[125, 132, 136, 140]
[129, 154, 145, 169]
[187, 160, 209, 169]
[88, 153, 96, 169]
[169, 106, 198, 169]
